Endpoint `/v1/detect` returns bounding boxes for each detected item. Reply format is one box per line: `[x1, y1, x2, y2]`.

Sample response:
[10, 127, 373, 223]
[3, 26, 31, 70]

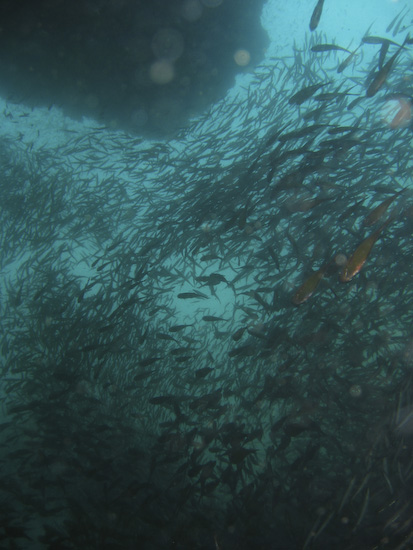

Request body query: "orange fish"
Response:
[363, 189, 404, 227]
[292, 262, 331, 305]
[340, 219, 392, 282]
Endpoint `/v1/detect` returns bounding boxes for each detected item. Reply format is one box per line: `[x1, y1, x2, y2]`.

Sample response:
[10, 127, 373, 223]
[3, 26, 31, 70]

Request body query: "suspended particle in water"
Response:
[334, 253, 347, 267]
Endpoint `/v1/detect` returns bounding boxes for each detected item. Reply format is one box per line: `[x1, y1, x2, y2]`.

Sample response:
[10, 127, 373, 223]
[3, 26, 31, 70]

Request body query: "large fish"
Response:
[386, 6, 408, 33]
[366, 35, 409, 98]
[362, 189, 405, 227]
[292, 262, 331, 305]
[309, 0, 325, 32]
[311, 44, 350, 53]
[362, 36, 402, 46]
[289, 82, 328, 105]
[378, 41, 391, 71]
[337, 45, 360, 74]
[177, 291, 208, 299]
[340, 218, 392, 282]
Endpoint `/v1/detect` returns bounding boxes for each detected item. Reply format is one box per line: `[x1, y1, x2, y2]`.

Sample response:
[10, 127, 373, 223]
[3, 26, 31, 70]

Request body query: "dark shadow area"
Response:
[0, 0, 268, 137]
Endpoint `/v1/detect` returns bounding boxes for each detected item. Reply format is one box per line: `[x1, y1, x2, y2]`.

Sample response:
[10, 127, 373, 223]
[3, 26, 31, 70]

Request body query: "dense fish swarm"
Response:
[1, 7, 413, 550]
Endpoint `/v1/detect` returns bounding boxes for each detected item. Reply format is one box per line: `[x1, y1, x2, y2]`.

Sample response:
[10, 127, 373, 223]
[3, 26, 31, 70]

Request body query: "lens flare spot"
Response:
[149, 60, 175, 84]
[234, 49, 251, 67]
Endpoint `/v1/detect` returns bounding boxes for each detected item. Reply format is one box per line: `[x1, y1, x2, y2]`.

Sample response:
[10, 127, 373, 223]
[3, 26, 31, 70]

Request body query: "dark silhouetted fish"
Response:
[362, 36, 402, 46]
[202, 315, 226, 322]
[195, 367, 214, 379]
[362, 189, 405, 227]
[340, 218, 393, 282]
[169, 324, 193, 332]
[289, 82, 328, 105]
[311, 44, 350, 53]
[366, 35, 409, 97]
[177, 291, 208, 299]
[386, 6, 408, 33]
[337, 45, 360, 73]
[309, 0, 325, 31]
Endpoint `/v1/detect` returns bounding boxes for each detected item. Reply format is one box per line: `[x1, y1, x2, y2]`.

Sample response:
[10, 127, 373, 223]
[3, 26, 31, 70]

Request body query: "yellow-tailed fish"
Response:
[340, 218, 392, 282]
[363, 189, 405, 227]
[292, 262, 331, 305]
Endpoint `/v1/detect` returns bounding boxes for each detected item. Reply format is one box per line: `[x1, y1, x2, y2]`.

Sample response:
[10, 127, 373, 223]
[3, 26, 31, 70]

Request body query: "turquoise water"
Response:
[0, 1, 413, 548]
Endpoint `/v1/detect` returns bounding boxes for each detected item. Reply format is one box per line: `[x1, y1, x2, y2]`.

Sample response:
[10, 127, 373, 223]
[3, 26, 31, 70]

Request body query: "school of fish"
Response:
[0, 1, 413, 549]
